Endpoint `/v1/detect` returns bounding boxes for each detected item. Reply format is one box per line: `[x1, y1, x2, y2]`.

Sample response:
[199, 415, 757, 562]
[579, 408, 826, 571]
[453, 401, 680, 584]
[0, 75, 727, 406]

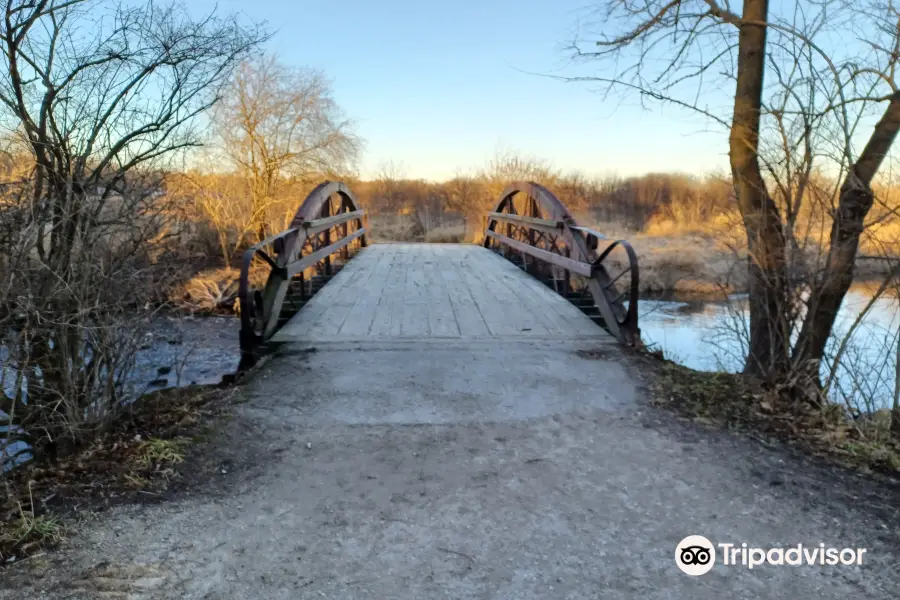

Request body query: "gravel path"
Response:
[2, 338, 898, 599]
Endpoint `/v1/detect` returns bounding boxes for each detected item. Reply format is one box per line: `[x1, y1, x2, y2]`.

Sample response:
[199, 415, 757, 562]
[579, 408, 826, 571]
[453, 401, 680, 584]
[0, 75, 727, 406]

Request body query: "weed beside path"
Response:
[641, 352, 900, 476]
[0, 385, 235, 564]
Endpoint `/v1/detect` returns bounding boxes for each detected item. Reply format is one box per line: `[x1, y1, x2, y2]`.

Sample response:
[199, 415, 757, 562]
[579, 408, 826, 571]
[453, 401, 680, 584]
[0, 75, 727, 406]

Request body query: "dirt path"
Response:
[2, 338, 898, 599]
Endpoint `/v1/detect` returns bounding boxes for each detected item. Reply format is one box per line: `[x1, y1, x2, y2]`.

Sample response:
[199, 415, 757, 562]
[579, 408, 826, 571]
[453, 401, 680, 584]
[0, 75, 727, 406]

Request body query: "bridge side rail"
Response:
[238, 181, 367, 364]
[483, 182, 640, 346]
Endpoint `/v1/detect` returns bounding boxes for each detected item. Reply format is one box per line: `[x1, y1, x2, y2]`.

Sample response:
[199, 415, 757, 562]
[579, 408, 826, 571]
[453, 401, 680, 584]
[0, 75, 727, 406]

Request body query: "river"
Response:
[637, 289, 899, 412]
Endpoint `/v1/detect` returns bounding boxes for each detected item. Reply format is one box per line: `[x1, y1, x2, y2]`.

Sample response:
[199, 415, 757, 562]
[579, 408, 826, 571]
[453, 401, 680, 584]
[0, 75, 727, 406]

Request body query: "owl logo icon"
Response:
[675, 535, 716, 575]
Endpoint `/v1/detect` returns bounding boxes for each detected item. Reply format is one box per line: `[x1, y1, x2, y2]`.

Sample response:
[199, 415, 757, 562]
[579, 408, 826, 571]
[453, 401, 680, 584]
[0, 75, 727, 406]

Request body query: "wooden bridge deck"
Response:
[273, 243, 612, 342]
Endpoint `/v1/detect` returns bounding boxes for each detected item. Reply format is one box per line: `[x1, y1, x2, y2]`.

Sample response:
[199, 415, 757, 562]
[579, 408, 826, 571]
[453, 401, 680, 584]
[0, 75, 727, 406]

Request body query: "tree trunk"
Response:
[729, 0, 790, 381]
[792, 93, 900, 383]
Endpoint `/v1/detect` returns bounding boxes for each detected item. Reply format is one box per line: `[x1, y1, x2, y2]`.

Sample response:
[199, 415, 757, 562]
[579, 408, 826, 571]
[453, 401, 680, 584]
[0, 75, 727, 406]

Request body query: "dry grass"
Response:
[862, 220, 900, 256]
[367, 214, 470, 243]
[594, 208, 898, 296]
[424, 224, 467, 243]
[172, 266, 268, 313]
[0, 510, 65, 560]
[0, 385, 231, 562]
[132, 438, 187, 470]
[646, 355, 900, 474]
[641, 212, 735, 239]
[599, 232, 745, 297]
[367, 214, 420, 242]
[174, 267, 240, 312]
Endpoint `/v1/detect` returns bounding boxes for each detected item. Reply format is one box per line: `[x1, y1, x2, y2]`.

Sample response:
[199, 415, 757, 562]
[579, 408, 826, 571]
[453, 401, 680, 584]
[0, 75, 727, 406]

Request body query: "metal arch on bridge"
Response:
[483, 181, 640, 346]
[238, 179, 641, 366]
[238, 181, 368, 366]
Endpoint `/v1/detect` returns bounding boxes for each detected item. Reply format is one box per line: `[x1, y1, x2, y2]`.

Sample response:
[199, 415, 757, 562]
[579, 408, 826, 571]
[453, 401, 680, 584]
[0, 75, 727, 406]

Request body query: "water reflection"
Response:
[638, 291, 899, 410]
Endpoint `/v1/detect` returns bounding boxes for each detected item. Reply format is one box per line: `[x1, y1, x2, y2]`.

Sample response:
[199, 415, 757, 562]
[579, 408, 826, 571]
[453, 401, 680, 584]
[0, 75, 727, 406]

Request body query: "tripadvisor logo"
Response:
[675, 535, 716, 576]
[675, 535, 868, 575]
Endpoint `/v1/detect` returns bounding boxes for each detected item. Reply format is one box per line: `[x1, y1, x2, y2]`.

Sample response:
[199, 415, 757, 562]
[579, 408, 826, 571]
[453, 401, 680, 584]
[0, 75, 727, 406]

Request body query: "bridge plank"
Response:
[486, 255, 565, 335]
[486, 253, 590, 336]
[400, 246, 432, 336]
[457, 251, 527, 337]
[441, 251, 491, 338]
[273, 244, 612, 343]
[467, 260, 549, 336]
[368, 248, 406, 337]
[338, 244, 394, 336]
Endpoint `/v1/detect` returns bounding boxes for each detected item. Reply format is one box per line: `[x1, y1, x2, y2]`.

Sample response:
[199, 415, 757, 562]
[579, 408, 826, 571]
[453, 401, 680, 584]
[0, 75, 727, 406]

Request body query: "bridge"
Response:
[237, 180, 641, 365]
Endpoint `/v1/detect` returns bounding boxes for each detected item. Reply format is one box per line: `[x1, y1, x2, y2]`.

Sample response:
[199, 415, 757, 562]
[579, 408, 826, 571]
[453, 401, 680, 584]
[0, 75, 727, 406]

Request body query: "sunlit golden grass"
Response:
[367, 214, 419, 242]
[641, 212, 734, 238]
[172, 265, 268, 313]
[861, 220, 900, 256]
[604, 233, 744, 296]
[423, 224, 467, 243]
[613, 206, 898, 295]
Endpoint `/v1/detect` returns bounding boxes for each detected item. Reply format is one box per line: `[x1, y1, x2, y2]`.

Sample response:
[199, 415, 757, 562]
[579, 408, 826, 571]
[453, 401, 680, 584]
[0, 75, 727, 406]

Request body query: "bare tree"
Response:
[0, 0, 264, 458]
[444, 171, 486, 233]
[213, 55, 361, 241]
[370, 160, 409, 214]
[568, 0, 900, 390]
[170, 169, 251, 265]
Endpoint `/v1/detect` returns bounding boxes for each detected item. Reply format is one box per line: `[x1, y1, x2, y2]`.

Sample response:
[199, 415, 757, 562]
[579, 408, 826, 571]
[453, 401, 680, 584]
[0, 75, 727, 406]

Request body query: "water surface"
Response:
[2, 315, 241, 469]
[638, 291, 899, 411]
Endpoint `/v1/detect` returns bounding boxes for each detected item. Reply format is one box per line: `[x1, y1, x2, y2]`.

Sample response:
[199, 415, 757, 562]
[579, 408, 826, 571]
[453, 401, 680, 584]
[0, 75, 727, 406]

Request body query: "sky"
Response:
[186, 0, 732, 181]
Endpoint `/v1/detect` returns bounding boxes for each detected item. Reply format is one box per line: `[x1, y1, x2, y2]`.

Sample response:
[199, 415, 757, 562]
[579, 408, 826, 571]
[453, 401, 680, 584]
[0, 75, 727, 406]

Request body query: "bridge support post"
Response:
[323, 229, 332, 276]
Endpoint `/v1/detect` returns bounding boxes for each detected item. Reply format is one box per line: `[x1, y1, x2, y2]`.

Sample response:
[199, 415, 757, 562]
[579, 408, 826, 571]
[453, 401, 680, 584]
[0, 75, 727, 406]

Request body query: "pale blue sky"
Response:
[188, 0, 731, 181]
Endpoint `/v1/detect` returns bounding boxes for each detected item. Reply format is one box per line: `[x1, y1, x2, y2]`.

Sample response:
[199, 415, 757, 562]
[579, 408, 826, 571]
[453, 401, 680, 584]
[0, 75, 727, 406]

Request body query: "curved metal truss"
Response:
[238, 181, 367, 364]
[483, 181, 641, 346]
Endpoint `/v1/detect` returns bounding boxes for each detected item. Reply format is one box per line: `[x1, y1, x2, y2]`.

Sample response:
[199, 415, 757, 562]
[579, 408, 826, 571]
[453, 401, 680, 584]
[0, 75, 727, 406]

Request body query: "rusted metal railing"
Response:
[238, 181, 367, 366]
[484, 181, 641, 346]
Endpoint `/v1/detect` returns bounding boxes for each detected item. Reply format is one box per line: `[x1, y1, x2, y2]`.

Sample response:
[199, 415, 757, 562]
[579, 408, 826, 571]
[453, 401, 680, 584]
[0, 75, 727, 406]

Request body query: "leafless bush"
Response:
[0, 0, 264, 463]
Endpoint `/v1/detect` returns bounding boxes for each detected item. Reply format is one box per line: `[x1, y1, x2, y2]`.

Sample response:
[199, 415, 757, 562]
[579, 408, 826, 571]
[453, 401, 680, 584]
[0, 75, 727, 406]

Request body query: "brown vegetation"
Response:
[0, 0, 265, 467]
[1, 384, 232, 562]
[646, 354, 900, 474]
[335, 163, 897, 299]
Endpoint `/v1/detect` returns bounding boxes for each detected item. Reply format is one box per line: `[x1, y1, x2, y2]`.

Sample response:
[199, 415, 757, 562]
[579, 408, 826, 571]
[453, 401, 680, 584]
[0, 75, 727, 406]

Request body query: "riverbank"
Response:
[622, 233, 898, 297]
[0, 313, 245, 563]
[642, 352, 900, 474]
